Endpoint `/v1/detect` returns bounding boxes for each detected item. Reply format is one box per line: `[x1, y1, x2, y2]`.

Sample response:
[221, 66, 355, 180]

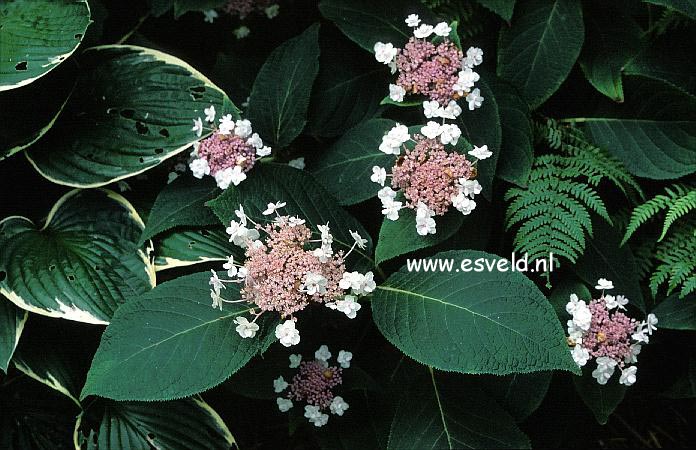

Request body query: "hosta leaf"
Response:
[81, 271, 277, 401]
[0, 189, 155, 325]
[0, 297, 27, 372]
[477, 0, 517, 21]
[207, 164, 374, 271]
[651, 292, 696, 330]
[573, 366, 626, 425]
[246, 24, 320, 149]
[26, 45, 234, 187]
[497, 0, 584, 109]
[319, 0, 432, 52]
[76, 397, 235, 450]
[310, 118, 396, 206]
[153, 228, 241, 271]
[0, 0, 91, 91]
[372, 250, 579, 374]
[140, 175, 220, 244]
[387, 368, 530, 449]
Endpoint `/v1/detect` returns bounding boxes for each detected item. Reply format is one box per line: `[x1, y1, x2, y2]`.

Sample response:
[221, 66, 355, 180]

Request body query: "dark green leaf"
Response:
[573, 365, 626, 425]
[153, 228, 240, 271]
[643, 0, 696, 20]
[0, 297, 27, 372]
[477, 0, 517, 21]
[478, 372, 552, 422]
[651, 292, 696, 330]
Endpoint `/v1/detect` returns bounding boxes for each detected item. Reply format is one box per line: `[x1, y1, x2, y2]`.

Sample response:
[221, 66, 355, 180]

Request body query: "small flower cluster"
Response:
[371, 122, 491, 235]
[210, 203, 375, 347]
[274, 345, 352, 427]
[202, 1, 280, 39]
[190, 105, 271, 189]
[374, 14, 484, 110]
[566, 278, 658, 386]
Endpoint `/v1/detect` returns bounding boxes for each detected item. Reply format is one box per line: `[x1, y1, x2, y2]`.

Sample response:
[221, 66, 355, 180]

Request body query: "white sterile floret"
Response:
[337, 350, 353, 368]
[619, 366, 638, 386]
[416, 215, 436, 236]
[374, 42, 397, 64]
[218, 114, 235, 135]
[330, 396, 350, 416]
[464, 47, 484, 67]
[632, 324, 650, 344]
[466, 88, 484, 110]
[209, 270, 224, 292]
[223, 255, 237, 277]
[247, 133, 263, 149]
[423, 100, 440, 118]
[453, 68, 480, 94]
[314, 345, 332, 362]
[439, 124, 461, 145]
[389, 84, 406, 102]
[350, 230, 368, 249]
[235, 205, 249, 224]
[257, 146, 272, 157]
[302, 272, 328, 295]
[595, 278, 614, 290]
[615, 295, 629, 310]
[288, 157, 305, 169]
[591, 357, 617, 385]
[214, 166, 246, 189]
[234, 26, 250, 39]
[277, 398, 293, 412]
[203, 9, 218, 23]
[305, 405, 329, 427]
[625, 344, 641, 364]
[289, 354, 302, 368]
[459, 179, 482, 197]
[234, 119, 253, 138]
[371, 166, 387, 185]
[276, 320, 301, 347]
[189, 158, 210, 179]
[382, 199, 403, 220]
[234, 317, 260, 338]
[192, 117, 203, 137]
[405, 14, 421, 27]
[379, 124, 410, 155]
[263, 201, 287, 215]
[646, 314, 658, 334]
[604, 294, 617, 309]
[421, 121, 442, 139]
[433, 22, 452, 37]
[265, 4, 280, 19]
[226, 220, 260, 248]
[413, 24, 434, 38]
[378, 186, 397, 201]
[572, 302, 592, 331]
[211, 289, 222, 310]
[452, 193, 476, 215]
[565, 293, 582, 315]
[204, 105, 216, 122]
[273, 376, 289, 393]
[441, 100, 463, 119]
[326, 295, 362, 319]
[468, 144, 492, 160]
[571, 345, 590, 367]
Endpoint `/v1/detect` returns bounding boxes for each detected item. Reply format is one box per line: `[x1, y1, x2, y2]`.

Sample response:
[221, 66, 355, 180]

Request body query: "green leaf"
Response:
[247, 24, 320, 149]
[375, 209, 464, 265]
[651, 292, 696, 330]
[478, 372, 552, 422]
[207, 164, 374, 271]
[497, 0, 584, 109]
[0, 297, 27, 372]
[307, 30, 388, 138]
[0, 0, 91, 91]
[310, 118, 396, 206]
[491, 78, 533, 186]
[140, 175, 220, 244]
[76, 397, 235, 450]
[574, 219, 645, 313]
[578, 7, 644, 102]
[583, 119, 696, 179]
[0, 189, 155, 325]
[573, 366, 626, 425]
[643, 0, 696, 20]
[477, 0, 517, 21]
[372, 250, 579, 374]
[153, 228, 241, 271]
[319, 0, 431, 52]
[81, 271, 277, 401]
[455, 78, 501, 199]
[387, 368, 530, 449]
[25, 45, 234, 188]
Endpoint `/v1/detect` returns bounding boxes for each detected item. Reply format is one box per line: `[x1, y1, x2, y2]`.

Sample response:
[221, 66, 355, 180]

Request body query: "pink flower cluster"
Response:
[242, 221, 346, 316]
[288, 360, 343, 408]
[395, 37, 463, 105]
[581, 299, 636, 365]
[197, 133, 258, 175]
[391, 135, 473, 215]
[223, 0, 273, 19]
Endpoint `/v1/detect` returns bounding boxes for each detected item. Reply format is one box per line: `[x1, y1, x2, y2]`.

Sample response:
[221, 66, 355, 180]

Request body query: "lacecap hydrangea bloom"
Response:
[189, 105, 272, 189]
[566, 278, 658, 386]
[210, 203, 375, 347]
[274, 345, 352, 427]
[371, 121, 491, 236]
[374, 14, 484, 110]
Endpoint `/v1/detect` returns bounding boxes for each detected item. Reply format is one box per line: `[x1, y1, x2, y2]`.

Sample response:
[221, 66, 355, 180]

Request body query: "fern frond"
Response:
[661, 189, 696, 240]
[649, 223, 696, 298]
[622, 184, 695, 244]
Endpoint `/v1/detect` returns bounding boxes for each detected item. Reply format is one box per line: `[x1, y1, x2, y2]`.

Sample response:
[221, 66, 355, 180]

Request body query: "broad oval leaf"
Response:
[387, 368, 530, 449]
[81, 271, 277, 401]
[26, 45, 234, 187]
[154, 228, 241, 271]
[0, 189, 155, 325]
[372, 250, 578, 374]
[651, 292, 696, 330]
[497, 0, 584, 109]
[246, 24, 320, 149]
[573, 366, 626, 425]
[0, 0, 90, 91]
[207, 164, 375, 271]
[478, 371, 552, 422]
[310, 118, 396, 206]
[0, 297, 27, 372]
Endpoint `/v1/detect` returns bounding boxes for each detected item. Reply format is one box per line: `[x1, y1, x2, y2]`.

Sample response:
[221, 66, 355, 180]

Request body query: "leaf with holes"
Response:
[0, 0, 91, 91]
[207, 164, 374, 271]
[0, 297, 28, 372]
[0, 189, 155, 325]
[153, 228, 242, 271]
[372, 250, 578, 374]
[497, 0, 584, 109]
[25, 45, 235, 187]
[246, 25, 320, 149]
[81, 271, 277, 401]
[387, 368, 530, 449]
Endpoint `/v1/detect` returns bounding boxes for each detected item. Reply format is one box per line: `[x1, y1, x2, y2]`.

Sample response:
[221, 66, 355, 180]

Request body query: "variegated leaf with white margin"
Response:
[0, 0, 91, 91]
[25, 45, 236, 187]
[0, 296, 28, 372]
[0, 189, 156, 325]
[154, 228, 243, 271]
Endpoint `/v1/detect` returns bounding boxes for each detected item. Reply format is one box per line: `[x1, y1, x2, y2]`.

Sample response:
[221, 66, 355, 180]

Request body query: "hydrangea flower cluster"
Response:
[210, 203, 375, 347]
[202, 1, 280, 39]
[566, 278, 658, 386]
[189, 105, 272, 189]
[274, 345, 352, 427]
[374, 14, 484, 110]
[371, 122, 491, 235]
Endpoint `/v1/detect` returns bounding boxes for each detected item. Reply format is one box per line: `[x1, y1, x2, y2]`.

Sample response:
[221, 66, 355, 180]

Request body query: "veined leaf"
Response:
[477, 0, 517, 21]
[0, 297, 28, 372]
[153, 228, 241, 271]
